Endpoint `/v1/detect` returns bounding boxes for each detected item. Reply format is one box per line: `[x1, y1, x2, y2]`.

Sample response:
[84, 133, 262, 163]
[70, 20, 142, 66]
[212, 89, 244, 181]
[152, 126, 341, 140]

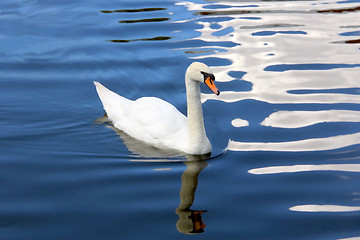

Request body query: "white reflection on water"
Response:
[261, 110, 360, 128]
[228, 132, 360, 152]
[338, 237, 360, 240]
[177, 1, 360, 103]
[248, 164, 360, 174]
[231, 118, 249, 127]
[289, 205, 360, 212]
[177, 0, 360, 152]
[202, 69, 360, 104]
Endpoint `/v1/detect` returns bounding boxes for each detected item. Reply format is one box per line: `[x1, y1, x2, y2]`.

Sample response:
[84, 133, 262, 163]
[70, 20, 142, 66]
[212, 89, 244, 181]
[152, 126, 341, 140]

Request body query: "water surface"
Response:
[1, 0, 360, 239]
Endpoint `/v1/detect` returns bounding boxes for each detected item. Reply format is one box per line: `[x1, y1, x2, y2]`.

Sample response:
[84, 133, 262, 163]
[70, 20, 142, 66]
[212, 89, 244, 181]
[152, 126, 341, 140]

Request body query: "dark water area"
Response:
[1, 0, 360, 239]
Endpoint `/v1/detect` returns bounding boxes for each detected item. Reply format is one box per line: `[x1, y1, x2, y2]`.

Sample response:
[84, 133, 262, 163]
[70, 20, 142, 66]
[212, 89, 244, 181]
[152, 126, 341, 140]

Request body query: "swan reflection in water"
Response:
[176, 155, 208, 234]
[96, 116, 209, 234]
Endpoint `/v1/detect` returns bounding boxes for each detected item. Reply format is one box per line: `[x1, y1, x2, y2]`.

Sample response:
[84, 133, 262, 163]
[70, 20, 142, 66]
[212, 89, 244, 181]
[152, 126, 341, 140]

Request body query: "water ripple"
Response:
[101, 8, 167, 13]
[109, 36, 171, 43]
[1, 0, 360, 239]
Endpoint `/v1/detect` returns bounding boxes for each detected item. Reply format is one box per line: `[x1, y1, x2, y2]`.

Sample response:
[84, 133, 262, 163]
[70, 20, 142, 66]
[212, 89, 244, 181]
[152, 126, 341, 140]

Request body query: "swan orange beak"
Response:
[204, 77, 220, 95]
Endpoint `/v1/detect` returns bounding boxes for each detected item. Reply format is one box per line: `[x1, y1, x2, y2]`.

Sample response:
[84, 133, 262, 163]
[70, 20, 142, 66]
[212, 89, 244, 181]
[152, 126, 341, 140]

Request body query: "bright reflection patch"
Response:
[261, 110, 360, 128]
[231, 118, 249, 127]
[338, 236, 360, 240]
[153, 168, 172, 171]
[290, 205, 360, 212]
[249, 164, 360, 175]
[228, 132, 360, 152]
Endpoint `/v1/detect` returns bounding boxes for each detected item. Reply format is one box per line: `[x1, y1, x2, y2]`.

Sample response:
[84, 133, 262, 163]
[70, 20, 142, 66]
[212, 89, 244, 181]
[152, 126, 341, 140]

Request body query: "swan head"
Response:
[186, 62, 220, 96]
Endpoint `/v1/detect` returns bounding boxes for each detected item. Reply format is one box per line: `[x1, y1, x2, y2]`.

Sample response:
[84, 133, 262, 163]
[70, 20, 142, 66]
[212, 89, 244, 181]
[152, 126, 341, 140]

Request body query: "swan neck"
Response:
[185, 76, 209, 153]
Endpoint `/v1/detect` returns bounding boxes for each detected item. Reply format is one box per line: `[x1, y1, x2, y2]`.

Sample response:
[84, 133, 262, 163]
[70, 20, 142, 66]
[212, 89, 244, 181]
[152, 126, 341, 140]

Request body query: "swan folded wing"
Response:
[123, 97, 188, 150]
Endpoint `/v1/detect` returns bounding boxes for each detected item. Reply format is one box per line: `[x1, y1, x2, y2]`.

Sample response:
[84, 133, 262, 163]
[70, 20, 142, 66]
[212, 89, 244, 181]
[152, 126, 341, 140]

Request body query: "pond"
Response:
[1, 0, 360, 239]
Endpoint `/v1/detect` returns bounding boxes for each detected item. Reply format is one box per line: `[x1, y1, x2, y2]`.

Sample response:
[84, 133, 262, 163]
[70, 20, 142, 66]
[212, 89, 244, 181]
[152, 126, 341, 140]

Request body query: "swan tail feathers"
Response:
[94, 81, 129, 111]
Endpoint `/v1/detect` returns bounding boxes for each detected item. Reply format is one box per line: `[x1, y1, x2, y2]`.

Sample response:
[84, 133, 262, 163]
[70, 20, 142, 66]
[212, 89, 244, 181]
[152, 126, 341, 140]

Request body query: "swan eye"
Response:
[200, 71, 215, 82]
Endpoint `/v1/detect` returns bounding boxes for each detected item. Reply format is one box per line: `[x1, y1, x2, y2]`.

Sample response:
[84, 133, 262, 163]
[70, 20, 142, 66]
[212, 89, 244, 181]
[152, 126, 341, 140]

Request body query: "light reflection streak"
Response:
[289, 205, 360, 212]
[202, 89, 360, 104]
[228, 132, 360, 152]
[261, 110, 360, 128]
[338, 237, 360, 240]
[248, 164, 360, 175]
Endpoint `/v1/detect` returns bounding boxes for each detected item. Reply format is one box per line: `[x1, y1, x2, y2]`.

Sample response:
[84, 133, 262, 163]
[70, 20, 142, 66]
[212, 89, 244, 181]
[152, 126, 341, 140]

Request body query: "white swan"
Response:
[94, 62, 220, 155]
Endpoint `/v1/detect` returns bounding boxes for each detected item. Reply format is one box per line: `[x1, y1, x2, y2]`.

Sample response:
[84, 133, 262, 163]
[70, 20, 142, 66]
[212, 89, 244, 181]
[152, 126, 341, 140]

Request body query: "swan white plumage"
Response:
[94, 62, 220, 155]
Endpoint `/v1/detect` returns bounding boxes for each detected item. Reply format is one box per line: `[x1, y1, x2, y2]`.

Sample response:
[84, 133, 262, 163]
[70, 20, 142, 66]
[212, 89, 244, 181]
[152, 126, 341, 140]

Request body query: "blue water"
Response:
[1, 0, 360, 239]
